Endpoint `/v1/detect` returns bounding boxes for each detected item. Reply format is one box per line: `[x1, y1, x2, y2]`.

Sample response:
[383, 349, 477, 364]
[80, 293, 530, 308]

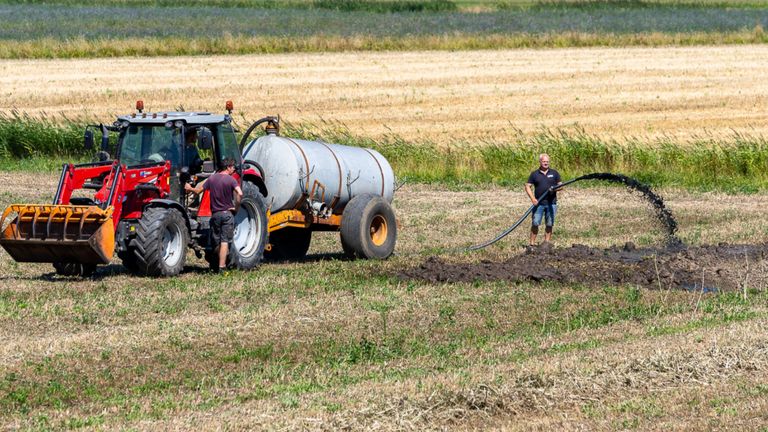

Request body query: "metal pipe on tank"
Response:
[315, 141, 343, 210]
[282, 137, 311, 207]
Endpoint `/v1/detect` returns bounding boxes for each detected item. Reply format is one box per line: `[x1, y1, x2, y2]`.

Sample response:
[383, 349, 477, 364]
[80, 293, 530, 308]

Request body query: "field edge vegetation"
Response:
[5, 0, 768, 11]
[2, 0, 768, 58]
[0, 114, 766, 192]
[2, 30, 767, 59]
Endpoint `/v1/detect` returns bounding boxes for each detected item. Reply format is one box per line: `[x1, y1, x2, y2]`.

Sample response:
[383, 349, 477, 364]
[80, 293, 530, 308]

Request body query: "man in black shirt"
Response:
[525, 153, 562, 246]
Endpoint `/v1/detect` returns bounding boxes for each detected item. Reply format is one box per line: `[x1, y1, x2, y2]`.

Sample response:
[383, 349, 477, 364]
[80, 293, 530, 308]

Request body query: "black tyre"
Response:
[339, 194, 397, 259]
[205, 181, 268, 270]
[130, 207, 189, 277]
[53, 262, 97, 277]
[265, 227, 312, 262]
[340, 237, 355, 258]
[117, 251, 140, 273]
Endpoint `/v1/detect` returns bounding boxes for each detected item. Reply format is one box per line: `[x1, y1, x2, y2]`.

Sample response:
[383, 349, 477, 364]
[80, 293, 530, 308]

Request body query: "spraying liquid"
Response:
[469, 172, 681, 250]
[575, 173, 681, 246]
[405, 174, 763, 290]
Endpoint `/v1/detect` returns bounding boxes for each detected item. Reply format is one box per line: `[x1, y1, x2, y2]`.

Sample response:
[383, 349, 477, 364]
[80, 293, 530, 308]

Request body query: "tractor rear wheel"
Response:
[205, 181, 268, 270]
[340, 194, 397, 259]
[265, 227, 312, 261]
[130, 207, 189, 277]
[53, 262, 97, 277]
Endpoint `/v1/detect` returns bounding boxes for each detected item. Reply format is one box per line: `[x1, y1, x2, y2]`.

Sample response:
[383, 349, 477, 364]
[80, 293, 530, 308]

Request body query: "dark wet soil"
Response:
[401, 242, 768, 291]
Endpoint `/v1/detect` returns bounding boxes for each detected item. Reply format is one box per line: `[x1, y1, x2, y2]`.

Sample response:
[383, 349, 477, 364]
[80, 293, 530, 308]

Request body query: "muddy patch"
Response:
[401, 243, 768, 291]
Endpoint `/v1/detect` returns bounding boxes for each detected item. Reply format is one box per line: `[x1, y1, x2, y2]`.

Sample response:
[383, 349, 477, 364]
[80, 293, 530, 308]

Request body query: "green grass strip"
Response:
[1, 31, 767, 59]
[3, 0, 768, 11]
[0, 113, 86, 159]
[1, 115, 766, 191]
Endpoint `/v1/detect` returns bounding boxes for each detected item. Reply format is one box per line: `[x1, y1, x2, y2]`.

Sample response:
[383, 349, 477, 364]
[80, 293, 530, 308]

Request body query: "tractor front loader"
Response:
[1, 157, 118, 273]
[0, 156, 173, 276]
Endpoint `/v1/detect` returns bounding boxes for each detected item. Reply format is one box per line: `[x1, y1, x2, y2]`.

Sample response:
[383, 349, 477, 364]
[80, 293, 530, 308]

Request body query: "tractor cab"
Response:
[112, 110, 242, 202]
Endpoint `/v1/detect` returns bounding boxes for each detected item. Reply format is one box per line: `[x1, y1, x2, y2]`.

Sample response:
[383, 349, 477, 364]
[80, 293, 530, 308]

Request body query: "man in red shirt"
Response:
[186, 158, 243, 272]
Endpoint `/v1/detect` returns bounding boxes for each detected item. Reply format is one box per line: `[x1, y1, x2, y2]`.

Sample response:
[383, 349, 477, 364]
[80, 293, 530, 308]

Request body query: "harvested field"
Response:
[1, 170, 767, 429]
[3, 45, 768, 143]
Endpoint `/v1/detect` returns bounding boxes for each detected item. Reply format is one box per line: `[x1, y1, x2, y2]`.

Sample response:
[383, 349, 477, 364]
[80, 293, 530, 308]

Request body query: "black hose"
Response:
[242, 158, 265, 178]
[238, 117, 274, 149]
[467, 176, 587, 251]
[467, 190, 548, 251]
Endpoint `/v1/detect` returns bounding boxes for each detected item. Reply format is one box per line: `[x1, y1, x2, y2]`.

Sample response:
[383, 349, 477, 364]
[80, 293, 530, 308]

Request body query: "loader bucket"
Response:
[0, 205, 115, 264]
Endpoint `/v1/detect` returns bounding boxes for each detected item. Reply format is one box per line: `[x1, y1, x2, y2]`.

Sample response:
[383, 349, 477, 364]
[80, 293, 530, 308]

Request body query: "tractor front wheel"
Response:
[130, 207, 189, 277]
[117, 250, 140, 273]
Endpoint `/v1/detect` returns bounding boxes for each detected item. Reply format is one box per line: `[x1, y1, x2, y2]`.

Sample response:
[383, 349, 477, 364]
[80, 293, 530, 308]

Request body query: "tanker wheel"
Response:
[205, 181, 268, 270]
[130, 207, 189, 277]
[53, 262, 97, 277]
[265, 227, 312, 262]
[340, 194, 397, 259]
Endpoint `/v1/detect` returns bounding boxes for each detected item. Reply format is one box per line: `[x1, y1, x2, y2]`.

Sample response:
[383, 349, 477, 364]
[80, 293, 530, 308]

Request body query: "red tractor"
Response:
[0, 101, 269, 276]
[1, 101, 399, 277]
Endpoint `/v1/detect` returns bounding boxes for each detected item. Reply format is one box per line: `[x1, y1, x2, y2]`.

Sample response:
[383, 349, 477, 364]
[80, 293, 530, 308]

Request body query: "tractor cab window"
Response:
[216, 123, 241, 168]
[195, 144, 213, 172]
[119, 125, 181, 169]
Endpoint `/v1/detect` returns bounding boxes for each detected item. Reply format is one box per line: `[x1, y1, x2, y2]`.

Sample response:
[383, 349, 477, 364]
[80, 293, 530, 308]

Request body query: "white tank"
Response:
[242, 134, 395, 214]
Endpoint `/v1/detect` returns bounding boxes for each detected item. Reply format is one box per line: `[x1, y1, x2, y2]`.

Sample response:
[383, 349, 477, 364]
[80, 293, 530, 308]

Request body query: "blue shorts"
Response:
[532, 203, 557, 227]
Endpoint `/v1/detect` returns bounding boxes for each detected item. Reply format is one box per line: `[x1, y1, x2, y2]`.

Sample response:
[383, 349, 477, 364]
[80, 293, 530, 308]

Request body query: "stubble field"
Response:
[0, 168, 767, 430]
[1, 41, 768, 430]
[3, 45, 768, 143]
